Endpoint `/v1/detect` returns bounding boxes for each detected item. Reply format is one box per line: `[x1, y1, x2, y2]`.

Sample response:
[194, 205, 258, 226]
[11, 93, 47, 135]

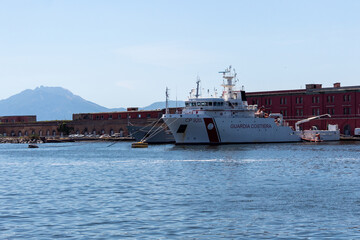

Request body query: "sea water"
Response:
[0, 141, 359, 239]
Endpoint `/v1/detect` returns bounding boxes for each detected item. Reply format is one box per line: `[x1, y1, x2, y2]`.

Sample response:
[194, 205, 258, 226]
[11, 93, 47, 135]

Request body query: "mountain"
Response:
[141, 100, 185, 110]
[0, 86, 126, 121]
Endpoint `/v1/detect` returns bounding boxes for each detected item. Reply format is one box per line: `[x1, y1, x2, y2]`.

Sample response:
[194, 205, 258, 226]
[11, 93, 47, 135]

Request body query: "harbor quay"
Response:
[0, 108, 179, 142]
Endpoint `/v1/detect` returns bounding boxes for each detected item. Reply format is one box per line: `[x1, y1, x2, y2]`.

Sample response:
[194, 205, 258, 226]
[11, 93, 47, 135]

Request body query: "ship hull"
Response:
[163, 114, 301, 144]
[127, 125, 175, 144]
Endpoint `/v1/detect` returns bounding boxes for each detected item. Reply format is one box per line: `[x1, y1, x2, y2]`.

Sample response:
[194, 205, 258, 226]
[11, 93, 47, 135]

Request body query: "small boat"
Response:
[28, 144, 39, 148]
[131, 142, 148, 148]
[302, 133, 323, 142]
[296, 115, 340, 142]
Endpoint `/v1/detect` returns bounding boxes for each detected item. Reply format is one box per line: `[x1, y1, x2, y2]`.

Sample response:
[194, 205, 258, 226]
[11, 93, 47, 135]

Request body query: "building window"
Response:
[96, 116, 99, 120]
[343, 94, 351, 102]
[109, 115, 113, 120]
[138, 114, 141, 118]
[312, 108, 320, 115]
[312, 96, 320, 103]
[280, 110, 287, 116]
[327, 95, 335, 103]
[343, 107, 352, 115]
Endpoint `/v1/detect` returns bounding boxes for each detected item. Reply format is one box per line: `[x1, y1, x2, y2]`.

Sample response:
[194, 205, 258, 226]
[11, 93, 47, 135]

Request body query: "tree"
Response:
[57, 122, 74, 136]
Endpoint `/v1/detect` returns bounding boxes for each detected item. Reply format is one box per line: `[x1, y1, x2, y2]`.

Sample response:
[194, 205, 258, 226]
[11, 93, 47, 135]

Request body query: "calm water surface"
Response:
[0, 141, 360, 239]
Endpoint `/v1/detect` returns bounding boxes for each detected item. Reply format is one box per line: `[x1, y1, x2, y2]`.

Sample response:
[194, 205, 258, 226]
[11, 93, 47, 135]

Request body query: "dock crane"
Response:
[295, 114, 331, 131]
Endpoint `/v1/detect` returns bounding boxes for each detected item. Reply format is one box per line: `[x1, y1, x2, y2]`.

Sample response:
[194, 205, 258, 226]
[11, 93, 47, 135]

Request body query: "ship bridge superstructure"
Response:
[182, 66, 257, 117]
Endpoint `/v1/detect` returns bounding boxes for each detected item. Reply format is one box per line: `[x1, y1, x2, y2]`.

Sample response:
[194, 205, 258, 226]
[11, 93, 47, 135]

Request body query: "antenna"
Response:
[175, 87, 178, 113]
[195, 76, 201, 98]
[165, 87, 169, 114]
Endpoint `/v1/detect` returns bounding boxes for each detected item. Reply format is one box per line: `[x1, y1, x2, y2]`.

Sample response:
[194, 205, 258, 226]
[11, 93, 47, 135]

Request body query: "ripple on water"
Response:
[0, 142, 360, 239]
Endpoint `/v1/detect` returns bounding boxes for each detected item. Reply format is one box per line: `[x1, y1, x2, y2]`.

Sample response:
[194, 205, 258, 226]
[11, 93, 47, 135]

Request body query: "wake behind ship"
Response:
[162, 66, 301, 144]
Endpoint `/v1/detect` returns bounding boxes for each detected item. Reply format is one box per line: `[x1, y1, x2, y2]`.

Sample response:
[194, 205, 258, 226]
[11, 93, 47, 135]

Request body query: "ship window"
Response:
[197, 102, 201, 106]
[185, 102, 189, 107]
[191, 102, 196, 106]
[209, 102, 212, 106]
[201, 102, 206, 106]
[177, 124, 187, 133]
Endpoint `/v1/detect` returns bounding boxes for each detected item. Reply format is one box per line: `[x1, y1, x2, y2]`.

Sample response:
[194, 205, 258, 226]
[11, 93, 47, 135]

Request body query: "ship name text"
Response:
[185, 118, 203, 123]
[230, 123, 272, 129]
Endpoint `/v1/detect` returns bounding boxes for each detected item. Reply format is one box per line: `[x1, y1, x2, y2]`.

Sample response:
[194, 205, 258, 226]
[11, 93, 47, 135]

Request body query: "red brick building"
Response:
[246, 83, 360, 135]
[0, 108, 181, 138]
[0, 115, 36, 123]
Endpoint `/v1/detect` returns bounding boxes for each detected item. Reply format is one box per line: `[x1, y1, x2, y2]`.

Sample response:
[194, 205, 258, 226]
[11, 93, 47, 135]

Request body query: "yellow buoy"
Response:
[131, 142, 148, 148]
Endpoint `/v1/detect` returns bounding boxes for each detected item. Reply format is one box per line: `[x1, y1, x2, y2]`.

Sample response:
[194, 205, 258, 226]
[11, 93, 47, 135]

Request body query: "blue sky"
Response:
[1, 0, 359, 108]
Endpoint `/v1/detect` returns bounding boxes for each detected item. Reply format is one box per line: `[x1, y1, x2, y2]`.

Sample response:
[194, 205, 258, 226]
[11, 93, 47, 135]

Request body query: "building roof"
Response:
[246, 84, 360, 97]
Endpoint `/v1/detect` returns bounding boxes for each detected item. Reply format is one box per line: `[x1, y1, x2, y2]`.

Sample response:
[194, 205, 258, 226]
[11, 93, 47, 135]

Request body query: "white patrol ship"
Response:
[162, 66, 301, 144]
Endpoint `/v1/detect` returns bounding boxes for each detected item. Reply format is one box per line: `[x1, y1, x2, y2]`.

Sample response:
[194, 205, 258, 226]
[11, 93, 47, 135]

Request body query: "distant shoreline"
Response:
[0, 136, 134, 144]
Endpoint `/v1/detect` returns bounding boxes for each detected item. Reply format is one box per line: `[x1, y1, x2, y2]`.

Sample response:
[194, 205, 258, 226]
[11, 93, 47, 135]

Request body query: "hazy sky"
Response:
[1, 0, 359, 108]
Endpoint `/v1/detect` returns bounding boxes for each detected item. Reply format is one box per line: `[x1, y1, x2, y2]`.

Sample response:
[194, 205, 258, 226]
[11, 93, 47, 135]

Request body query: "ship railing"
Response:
[247, 105, 257, 110]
